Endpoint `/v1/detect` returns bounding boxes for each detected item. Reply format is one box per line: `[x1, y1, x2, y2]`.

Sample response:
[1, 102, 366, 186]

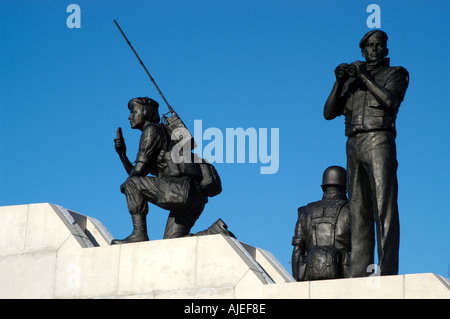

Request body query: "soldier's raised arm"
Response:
[114, 127, 134, 175]
[324, 64, 348, 120]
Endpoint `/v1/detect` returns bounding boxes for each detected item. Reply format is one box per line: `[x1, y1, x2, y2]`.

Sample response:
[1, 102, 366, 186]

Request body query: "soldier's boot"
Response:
[111, 214, 149, 244]
[194, 218, 236, 238]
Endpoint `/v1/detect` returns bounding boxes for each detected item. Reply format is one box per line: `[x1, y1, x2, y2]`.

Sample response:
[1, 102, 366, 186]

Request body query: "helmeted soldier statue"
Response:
[111, 97, 234, 244]
[324, 30, 409, 277]
[292, 166, 351, 281]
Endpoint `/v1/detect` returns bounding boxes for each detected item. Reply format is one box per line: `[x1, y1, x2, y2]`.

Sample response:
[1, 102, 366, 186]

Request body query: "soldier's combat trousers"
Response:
[346, 131, 400, 277]
[121, 176, 205, 239]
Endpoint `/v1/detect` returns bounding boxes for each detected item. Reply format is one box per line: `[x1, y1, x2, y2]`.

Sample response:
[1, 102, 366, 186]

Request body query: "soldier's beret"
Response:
[359, 30, 388, 48]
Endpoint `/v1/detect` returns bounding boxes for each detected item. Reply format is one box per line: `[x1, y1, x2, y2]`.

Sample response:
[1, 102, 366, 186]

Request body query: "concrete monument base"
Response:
[0, 203, 448, 299]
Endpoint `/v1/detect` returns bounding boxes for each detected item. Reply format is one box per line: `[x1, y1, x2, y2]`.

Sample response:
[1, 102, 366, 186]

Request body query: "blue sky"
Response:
[1, 1, 449, 278]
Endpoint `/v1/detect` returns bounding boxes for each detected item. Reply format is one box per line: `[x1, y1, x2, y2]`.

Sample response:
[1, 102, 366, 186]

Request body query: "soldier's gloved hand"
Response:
[334, 63, 350, 81]
[351, 61, 368, 79]
[114, 127, 126, 155]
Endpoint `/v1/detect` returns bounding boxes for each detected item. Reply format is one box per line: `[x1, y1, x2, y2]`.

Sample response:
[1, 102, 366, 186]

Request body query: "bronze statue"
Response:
[324, 30, 409, 277]
[111, 97, 233, 244]
[292, 166, 351, 281]
[110, 21, 234, 244]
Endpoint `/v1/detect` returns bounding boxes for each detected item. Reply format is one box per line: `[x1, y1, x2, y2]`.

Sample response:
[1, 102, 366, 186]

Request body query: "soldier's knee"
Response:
[120, 176, 139, 194]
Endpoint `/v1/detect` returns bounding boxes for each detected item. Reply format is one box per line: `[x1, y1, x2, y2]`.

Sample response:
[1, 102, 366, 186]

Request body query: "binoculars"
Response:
[336, 64, 357, 78]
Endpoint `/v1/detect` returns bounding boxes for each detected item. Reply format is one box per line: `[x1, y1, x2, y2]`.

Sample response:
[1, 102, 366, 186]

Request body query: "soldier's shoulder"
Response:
[297, 202, 314, 215]
[138, 124, 165, 149]
[143, 122, 162, 131]
[339, 201, 349, 212]
[318, 197, 347, 205]
[387, 65, 409, 87]
[298, 200, 323, 213]
[388, 65, 409, 77]
[392, 65, 408, 73]
[306, 199, 324, 208]
[297, 205, 307, 214]
[141, 123, 165, 137]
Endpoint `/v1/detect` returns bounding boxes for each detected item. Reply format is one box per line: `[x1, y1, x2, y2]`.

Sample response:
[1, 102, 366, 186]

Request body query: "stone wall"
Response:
[0, 203, 448, 299]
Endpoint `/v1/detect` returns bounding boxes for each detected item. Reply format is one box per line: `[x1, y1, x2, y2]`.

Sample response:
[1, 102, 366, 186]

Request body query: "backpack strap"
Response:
[157, 124, 169, 160]
[328, 202, 346, 247]
[308, 205, 321, 247]
[155, 124, 171, 174]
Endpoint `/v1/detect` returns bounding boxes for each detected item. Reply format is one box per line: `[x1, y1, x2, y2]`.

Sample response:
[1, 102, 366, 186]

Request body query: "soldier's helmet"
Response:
[321, 166, 347, 189]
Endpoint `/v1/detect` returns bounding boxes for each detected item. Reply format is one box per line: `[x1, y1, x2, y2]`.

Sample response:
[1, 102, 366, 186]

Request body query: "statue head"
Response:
[127, 97, 160, 130]
[321, 166, 347, 192]
[359, 30, 389, 63]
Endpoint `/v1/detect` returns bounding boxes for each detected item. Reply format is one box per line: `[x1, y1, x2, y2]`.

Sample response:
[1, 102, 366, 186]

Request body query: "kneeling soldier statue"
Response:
[111, 97, 233, 244]
[292, 166, 351, 281]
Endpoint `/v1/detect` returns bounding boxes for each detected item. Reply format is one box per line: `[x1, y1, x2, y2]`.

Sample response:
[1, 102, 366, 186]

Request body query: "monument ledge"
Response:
[0, 203, 448, 299]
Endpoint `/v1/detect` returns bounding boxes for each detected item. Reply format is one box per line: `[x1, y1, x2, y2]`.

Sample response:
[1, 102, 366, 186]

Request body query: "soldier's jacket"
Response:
[339, 58, 409, 137]
[292, 193, 350, 281]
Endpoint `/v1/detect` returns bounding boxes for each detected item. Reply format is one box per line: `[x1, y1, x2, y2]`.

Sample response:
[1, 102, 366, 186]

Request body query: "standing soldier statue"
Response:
[292, 166, 351, 281]
[323, 30, 409, 277]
